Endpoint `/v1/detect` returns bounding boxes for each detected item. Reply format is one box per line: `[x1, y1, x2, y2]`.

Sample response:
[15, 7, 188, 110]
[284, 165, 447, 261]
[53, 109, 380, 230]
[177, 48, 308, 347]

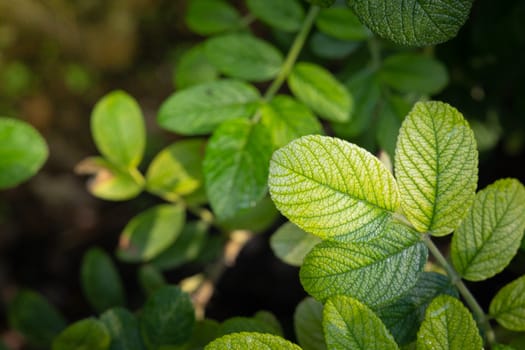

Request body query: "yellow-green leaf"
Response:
[205, 332, 301, 350]
[490, 275, 525, 331]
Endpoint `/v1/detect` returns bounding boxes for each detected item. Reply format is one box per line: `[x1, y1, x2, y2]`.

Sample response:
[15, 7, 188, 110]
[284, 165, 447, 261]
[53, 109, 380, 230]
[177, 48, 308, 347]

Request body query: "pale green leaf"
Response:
[117, 204, 186, 262]
[270, 222, 322, 266]
[269, 135, 399, 242]
[203, 118, 273, 219]
[100, 308, 146, 350]
[0, 117, 48, 189]
[417, 295, 482, 350]
[323, 295, 399, 350]
[294, 298, 326, 350]
[316, 7, 370, 41]
[247, 0, 304, 32]
[288, 62, 352, 122]
[91, 90, 145, 169]
[205, 332, 302, 350]
[175, 44, 219, 89]
[379, 53, 449, 95]
[185, 0, 241, 35]
[157, 79, 260, 135]
[52, 318, 110, 350]
[347, 0, 474, 46]
[300, 221, 427, 305]
[205, 33, 283, 82]
[490, 275, 525, 331]
[452, 179, 525, 281]
[394, 101, 478, 236]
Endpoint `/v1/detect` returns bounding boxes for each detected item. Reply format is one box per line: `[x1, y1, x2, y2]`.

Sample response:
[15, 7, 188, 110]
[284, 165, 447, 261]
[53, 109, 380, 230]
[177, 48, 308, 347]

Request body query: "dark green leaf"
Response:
[175, 319, 220, 350]
[217, 195, 279, 233]
[52, 318, 110, 350]
[294, 298, 326, 350]
[100, 308, 146, 350]
[175, 44, 219, 89]
[376, 95, 410, 158]
[138, 265, 166, 296]
[185, 0, 241, 35]
[247, 0, 304, 32]
[254, 311, 283, 336]
[309, 32, 361, 59]
[306, 0, 335, 7]
[316, 7, 370, 41]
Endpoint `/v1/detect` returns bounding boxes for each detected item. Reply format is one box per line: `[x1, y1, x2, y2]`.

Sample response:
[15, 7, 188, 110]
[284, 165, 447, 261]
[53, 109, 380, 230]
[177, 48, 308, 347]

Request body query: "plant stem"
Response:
[263, 5, 320, 101]
[422, 234, 496, 347]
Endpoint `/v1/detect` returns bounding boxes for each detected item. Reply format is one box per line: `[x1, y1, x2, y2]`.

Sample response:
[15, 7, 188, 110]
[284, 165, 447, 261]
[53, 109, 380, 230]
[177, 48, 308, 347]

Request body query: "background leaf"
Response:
[137, 265, 167, 296]
[246, 0, 304, 32]
[269, 135, 399, 242]
[176, 319, 220, 350]
[175, 44, 219, 89]
[100, 308, 146, 350]
[306, 0, 335, 7]
[0, 117, 48, 189]
[185, 0, 241, 35]
[452, 179, 525, 281]
[315, 7, 370, 41]
[217, 314, 282, 337]
[394, 101, 478, 236]
[323, 295, 399, 350]
[217, 195, 279, 233]
[205, 332, 301, 350]
[52, 318, 110, 350]
[157, 79, 260, 135]
[270, 222, 322, 266]
[490, 275, 525, 331]
[294, 298, 326, 350]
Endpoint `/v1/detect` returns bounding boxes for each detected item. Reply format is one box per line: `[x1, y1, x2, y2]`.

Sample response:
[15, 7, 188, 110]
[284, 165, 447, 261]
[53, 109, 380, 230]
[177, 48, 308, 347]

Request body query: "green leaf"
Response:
[157, 80, 260, 135]
[294, 298, 326, 350]
[138, 264, 167, 296]
[379, 54, 449, 95]
[394, 101, 478, 236]
[347, 0, 474, 46]
[0, 117, 48, 189]
[75, 157, 144, 201]
[139, 286, 195, 348]
[323, 295, 399, 350]
[117, 204, 186, 262]
[218, 315, 282, 337]
[81, 247, 126, 313]
[490, 275, 525, 331]
[288, 62, 352, 122]
[451, 179, 525, 281]
[100, 308, 146, 350]
[269, 135, 399, 242]
[203, 118, 273, 219]
[254, 311, 283, 336]
[306, 0, 335, 7]
[91, 90, 145, 169]
[246, 0, 304, 32]
[316, 7, 370, 41]
[270, 222, 322, 266]
[205, 33, 283, 82]
[260, 95, 323, 149]
[494, 344, 517, 350]
[175, 44, 219, 89]
[205, 332, 302, 350]
[300, 221, 427, 305]
[309, 32, 361, 60]
[8, 290, 66, 346]
[374, 272, 458, 345]
[185, 0, 241, 35]
[52, 318, 111, 350]
[376, 95, 411, 159]
[217, 195, 279, 233]
[174, 319, 220, 350]
[146, 139, 205, 200]
[417, 295, 482, 350]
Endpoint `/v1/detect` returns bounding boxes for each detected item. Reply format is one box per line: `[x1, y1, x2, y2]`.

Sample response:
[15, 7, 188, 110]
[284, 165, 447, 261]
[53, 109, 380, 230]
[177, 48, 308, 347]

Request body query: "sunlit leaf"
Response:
[205, 332, 301, 350]
[490, 275, 525, 331]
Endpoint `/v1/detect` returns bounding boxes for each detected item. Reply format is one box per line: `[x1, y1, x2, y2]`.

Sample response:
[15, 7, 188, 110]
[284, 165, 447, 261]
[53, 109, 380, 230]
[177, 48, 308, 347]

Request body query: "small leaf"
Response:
[306, 0, 335, 7]
[217, 195, 279, 233]
[376, 95, 410, 159]
[247, 0, 304, 32]
[300, 221, 427, 305]
[52, 318, 110, 350]
[146, 139, 205, 200]
[309, 32, 361, 60]
[178, 319, 220, 350]
[394, 101, 478, 236]
[254, 311, 283, 336]
[139, 286, 195, 348]
[138, 264, 167, 296]
[294, 298, 327, 350]
[185, 0, 241, 35]
[91, 91, 145, 169]
[260, 95, 323, 149]
[270, 222, 322, 266]
[288, 62, 352, 122]
[0, 117, 48, 189]
[205, 33, 283, 82]
[323, 295, 399, 350]
[490, 275, 525, 331]
[117, 204, 186, 262]
[347, 0, 474, 46]
[269, 135, 399, 242]
[81, 247, 126, 313]
[316, 7, 370, 41]
[100, 308, 146, 350]
[417, 295, 483, 350]
[203, 118, 273, 219]
[379, 53, 449, 95]
[157, 80, 260, 135]
[175, 44, 219, 89]
[205, 332, 302, 350]
[452, 179, 525, 281]
[218, 315, 282, 337]
[8, 290, 66, 346]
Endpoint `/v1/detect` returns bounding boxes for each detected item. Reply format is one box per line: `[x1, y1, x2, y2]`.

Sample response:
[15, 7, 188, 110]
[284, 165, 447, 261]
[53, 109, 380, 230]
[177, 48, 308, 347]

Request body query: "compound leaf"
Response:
[490, 275, 525, 331]
[323, 295, 399, 350]
[205, 332, 301, 350]
[417, 295, 482, 350]
[158, 79, 260, 135]
[395, 101, 478, 236]
[100, 308, 146, 350]
[52, 318, 110, 350]
[452, 179, 525, 281]
[316, 7, 370, 41]
[300, 221, 427, 305]
[185, 0, 241, 35]
[294, 298, 326, 350]
[247, 0, 304, 32]
[347, 0, 474, 46]
[269, 135, 399, 242]
[270, 222, 322, 266]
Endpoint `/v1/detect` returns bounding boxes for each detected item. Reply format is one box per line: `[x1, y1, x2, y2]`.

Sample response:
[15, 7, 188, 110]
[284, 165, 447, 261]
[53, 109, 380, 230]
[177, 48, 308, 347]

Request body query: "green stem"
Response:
[422, 234, 496, 348]
[263, 5, 320, 101]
